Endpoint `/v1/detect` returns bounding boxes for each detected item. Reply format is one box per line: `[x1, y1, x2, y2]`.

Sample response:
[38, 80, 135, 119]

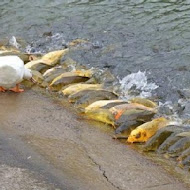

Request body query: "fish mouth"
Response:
[30, 77, 37, 83]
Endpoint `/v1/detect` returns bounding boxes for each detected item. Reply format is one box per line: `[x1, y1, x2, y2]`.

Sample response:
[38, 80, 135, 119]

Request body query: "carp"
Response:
[127, 117, 169, 143]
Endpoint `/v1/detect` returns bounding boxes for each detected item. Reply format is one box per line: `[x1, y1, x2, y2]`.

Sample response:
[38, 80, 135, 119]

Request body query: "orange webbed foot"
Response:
[9, 84, 24, 93]
[0, 86, 6, 92]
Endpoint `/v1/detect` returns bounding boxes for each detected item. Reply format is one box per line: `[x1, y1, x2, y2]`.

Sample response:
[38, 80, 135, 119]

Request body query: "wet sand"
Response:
[0, 89, 190, 190]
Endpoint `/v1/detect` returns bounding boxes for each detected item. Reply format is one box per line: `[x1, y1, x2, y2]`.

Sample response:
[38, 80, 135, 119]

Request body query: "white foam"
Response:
[119, 71, 158, 99]
[9, 36, 20, 49]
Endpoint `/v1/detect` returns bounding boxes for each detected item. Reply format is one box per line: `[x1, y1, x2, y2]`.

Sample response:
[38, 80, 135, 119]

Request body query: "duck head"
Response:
[24, 68, 36, 83]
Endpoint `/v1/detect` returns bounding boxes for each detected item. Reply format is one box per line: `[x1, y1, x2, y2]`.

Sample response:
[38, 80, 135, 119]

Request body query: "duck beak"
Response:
[30, 77, 36, 84]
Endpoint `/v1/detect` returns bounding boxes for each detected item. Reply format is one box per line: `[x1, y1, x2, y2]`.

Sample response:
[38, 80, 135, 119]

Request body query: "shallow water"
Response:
[1, 0, 190, 102]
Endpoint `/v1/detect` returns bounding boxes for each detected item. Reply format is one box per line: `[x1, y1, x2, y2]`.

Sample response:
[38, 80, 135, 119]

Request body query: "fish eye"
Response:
[135, 132, 141, 139]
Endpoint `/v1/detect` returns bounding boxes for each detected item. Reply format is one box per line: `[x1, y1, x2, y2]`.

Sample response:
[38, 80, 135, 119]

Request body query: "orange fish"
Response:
[127, 117, 169, 143]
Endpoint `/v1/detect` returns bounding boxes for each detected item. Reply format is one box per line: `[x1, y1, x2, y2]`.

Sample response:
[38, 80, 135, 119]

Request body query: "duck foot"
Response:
[0, 86, 6, 92]
[10, 84, 24, 93]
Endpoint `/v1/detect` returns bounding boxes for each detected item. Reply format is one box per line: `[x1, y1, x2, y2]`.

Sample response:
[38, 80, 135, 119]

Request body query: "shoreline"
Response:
[0, 87, 189, 190]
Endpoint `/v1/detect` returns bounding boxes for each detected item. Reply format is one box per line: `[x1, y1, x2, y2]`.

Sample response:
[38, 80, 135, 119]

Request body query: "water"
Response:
[1, 0, 190, 103]
[119, 71, 158, 99]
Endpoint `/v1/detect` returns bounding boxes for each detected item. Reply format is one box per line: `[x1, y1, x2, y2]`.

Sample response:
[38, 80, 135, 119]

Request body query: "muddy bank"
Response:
[0, 89, 189, 190]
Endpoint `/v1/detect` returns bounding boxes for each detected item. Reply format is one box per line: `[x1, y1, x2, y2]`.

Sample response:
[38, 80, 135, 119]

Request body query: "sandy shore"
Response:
[0, 89, 189, 190]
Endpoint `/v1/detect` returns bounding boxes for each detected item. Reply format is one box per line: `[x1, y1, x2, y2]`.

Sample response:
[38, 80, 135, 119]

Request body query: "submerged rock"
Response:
[127, 117, 169, 143]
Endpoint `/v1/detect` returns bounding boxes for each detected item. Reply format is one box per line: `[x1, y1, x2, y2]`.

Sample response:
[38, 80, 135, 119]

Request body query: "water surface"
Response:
[1, 0, 190, 102]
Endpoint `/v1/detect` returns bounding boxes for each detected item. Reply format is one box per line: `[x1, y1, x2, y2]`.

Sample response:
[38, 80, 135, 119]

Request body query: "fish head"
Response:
[127, 129, 147, 143]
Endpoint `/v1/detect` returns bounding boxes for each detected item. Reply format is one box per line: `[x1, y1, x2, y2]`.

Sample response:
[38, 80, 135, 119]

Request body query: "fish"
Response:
[157, 133, 184, 154]
[85, 100, 127, 112]
[25, 59, 52, 73]
[167, 137, 190, 157]
[115, 109, 155, 127]
[74, 90, 118, 109]
[143, 125, 181, 151]
[127, 117, 169, 143]
[114, 109, 155, 138]
[85, 108, 115, 126]
[49, 72, 90, 91]
[25, 49, 69, 72]
[62, 83, 102, 96]
[177, 147, 190, 162]
[110, 103, 157, 120]
[128, 97, 157, 108]
[40, 49, 69, 66]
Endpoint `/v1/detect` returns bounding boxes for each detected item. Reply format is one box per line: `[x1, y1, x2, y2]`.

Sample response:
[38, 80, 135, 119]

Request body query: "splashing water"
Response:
[9, 36, 20, 49]
[119, 71, 158, 99]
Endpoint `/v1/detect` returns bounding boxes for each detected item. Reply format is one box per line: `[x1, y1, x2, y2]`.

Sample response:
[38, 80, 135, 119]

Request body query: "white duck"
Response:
[0, 55, 35, 92]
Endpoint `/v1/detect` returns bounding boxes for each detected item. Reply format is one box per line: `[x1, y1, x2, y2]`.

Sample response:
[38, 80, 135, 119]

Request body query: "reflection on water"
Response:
[1, 0, 190, 101]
